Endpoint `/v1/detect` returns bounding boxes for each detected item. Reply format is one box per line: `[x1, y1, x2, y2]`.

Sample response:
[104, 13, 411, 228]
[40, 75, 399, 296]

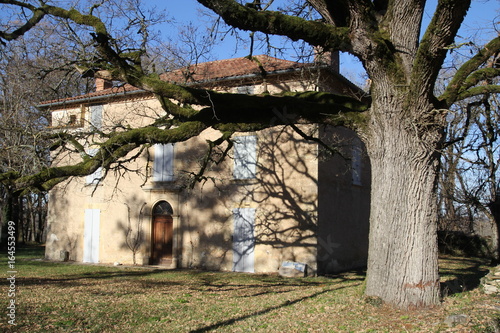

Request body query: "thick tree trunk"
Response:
[488, 193, 500, 260]
[1, 192, 20, 248]
[364, 97, 442, 308]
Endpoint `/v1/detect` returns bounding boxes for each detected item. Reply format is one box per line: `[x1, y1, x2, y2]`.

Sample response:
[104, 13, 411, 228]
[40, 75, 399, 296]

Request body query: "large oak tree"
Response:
[0, 0, 499, 308]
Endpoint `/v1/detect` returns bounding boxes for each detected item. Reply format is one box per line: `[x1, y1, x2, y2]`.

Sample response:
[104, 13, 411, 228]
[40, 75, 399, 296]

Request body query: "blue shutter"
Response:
[232, 208, 255, 272]
[90, 105, 103, 129]
[153, 144, 174, 182]
[233, 135, 257, 179]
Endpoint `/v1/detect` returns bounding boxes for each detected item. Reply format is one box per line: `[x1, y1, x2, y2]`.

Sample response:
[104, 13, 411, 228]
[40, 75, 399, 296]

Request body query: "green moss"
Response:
[214, 123, 268, 133]
[327, 110, 370, 132]
[47, 6, 107, 35]
[369, 31, 407, 84]
[156, 95, 198, 119]
[284, 91, 369, 111]
[460, 68, 500, 93]
[201, 0, 351, 51]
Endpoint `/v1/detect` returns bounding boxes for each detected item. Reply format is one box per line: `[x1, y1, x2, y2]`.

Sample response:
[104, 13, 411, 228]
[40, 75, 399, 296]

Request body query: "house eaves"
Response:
[38, 52, 368, 109]
[37, 66, 317, 110]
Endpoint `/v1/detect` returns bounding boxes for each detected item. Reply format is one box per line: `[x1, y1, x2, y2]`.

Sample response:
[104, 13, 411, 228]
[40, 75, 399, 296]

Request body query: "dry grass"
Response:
[1, 245, 499, 332]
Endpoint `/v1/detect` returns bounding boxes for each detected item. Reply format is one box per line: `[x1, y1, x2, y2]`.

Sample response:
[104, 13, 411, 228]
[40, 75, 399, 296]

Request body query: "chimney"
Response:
[95, 78, 113, 91]
[314, 47, 340, 73]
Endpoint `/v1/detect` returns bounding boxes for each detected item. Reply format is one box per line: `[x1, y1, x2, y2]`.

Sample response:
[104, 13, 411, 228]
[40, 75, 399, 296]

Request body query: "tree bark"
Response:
[489, 193, 500, 260]
[364, 94, 442, 308]
[1, 191, 20, 248]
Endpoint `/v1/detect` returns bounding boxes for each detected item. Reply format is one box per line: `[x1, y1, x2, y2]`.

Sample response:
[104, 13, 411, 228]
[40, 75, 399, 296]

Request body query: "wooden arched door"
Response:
[151, 201, 174, 265]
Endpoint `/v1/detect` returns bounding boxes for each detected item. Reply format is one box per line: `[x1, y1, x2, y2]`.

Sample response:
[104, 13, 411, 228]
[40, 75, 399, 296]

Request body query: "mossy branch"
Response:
[458, 68, 500, 94]
[49, 132, 86, 154]
[0, 0, 45, 42]
[440, 36, 500, 105]
[455, 85, 500, 101]
[196, 0, 352, 51]
[0, 1, 371, 195]
[7, 121, 208, 194]
[411, 0, 472, 98]
[190, 91, 369, 125]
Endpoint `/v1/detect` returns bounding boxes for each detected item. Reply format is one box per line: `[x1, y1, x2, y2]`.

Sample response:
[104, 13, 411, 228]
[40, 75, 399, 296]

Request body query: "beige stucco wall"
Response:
[46, 124, 321, 272]
[45, 73, 370, 275]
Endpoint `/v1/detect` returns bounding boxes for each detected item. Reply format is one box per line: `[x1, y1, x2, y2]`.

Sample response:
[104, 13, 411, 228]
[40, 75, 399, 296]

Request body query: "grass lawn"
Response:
[1, 245, 500, 332]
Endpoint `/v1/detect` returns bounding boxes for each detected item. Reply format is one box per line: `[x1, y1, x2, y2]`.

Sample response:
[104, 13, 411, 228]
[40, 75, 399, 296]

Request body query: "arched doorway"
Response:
[151, 201, 174, 265]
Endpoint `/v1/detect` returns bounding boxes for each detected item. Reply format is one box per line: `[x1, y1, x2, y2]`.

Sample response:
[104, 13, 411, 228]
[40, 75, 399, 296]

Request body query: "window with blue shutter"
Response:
[233, 135, 257, 179]
[351, 141, 362, 186]
[89, 104, 103, 129]
[153, 143, 174, 182]
[232, 207, 255, 272]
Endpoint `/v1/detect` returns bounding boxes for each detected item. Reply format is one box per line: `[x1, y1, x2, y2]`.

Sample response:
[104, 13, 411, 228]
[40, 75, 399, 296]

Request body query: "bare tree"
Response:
[440, 90, 499, 257]
[0, 20, 93, 244]
[435, 41, 500, 257]
[0, 0, 499, 309]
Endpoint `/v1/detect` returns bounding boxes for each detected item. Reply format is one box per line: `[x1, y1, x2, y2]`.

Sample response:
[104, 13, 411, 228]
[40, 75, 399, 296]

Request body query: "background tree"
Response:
[0, 0, 498, 309]
[0, 20, 94, 244]
[0, 0, 171, 244]
[438, 49, 500, 258]
[458, 92, 499, 258]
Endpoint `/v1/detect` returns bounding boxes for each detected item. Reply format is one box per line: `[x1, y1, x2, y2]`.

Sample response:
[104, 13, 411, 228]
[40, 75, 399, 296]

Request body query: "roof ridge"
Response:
[180, 54, 299, 67]
[39, 55, 313, 106]
[161, 54, 307, 84]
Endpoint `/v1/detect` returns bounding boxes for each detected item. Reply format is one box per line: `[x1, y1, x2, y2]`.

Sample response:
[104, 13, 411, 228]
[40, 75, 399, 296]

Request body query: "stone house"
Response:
[40, 55, 370, 275]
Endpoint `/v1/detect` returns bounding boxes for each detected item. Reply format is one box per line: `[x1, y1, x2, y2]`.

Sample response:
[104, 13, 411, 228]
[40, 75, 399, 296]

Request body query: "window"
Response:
[232, 207, 255, 272]
[153, 143, 174, 182]
[233, 135, 257, 179]
[85, 148, 102, 185]
[236, 85, 255, 94]
[351, 141, 362, 186]
[83, 209, 100, 263]
[89, 104, 103, 129]
[69, 114, 77, 126]
[153, 200, 174, 216]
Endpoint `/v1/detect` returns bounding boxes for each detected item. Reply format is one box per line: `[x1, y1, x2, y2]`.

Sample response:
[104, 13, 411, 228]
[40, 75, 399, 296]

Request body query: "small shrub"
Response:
[438, 231, 493, 258]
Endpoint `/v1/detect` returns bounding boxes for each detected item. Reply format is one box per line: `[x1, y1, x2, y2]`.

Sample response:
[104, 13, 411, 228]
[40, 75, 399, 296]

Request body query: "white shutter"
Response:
[85, 148, 102, 185]
[232, 208, 255, 272]
[152, 144, 164, 181]
[83, 209, 100, 263]
[236, 86, 255, 94]
[153, 144, 174, 182]
[90, 105, 103, 129]
[233, 135, 257, 179]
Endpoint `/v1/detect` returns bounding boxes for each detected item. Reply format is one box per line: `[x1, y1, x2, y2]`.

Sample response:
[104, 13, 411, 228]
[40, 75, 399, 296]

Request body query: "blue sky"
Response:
[153, 0, 499, 84]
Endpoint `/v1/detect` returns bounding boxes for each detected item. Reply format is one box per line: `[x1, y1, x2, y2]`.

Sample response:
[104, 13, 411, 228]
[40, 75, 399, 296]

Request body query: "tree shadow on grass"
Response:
[189, 281, 361, 333]
[15, 267, 179, 288]
[439, 256, 491, 297]
[184, 269, 365, 295]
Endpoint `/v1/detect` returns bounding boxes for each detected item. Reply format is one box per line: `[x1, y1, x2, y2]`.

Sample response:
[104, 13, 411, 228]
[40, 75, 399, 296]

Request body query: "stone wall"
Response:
[481, 265, 500, 295]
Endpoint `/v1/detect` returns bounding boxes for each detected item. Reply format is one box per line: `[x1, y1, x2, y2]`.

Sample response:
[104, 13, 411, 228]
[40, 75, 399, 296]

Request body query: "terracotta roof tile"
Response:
[39, 55, 310, 107]
[38, 83, 142, 106]
[160, 55, 307, 83]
